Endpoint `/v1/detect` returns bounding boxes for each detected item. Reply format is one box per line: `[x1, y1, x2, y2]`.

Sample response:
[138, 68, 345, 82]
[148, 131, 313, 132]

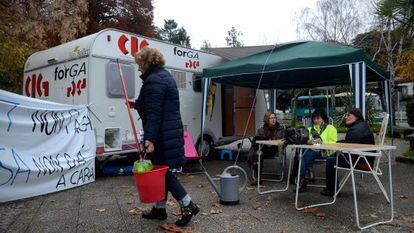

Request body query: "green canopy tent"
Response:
[200, 41, 392, 146]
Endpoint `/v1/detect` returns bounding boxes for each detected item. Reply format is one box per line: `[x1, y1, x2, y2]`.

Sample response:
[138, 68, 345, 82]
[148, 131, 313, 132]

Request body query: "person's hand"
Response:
[145, 140, 154, 153]
[127, 99, 135, 108]
[314, 138, 322, 144]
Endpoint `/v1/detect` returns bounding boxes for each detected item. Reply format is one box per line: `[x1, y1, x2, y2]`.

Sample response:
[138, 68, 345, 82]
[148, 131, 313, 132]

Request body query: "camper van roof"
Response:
[24, 28, 220, 72]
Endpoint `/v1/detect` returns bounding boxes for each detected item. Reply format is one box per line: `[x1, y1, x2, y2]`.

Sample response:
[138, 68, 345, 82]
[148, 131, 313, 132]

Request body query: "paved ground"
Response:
[1, 138, 413, 233]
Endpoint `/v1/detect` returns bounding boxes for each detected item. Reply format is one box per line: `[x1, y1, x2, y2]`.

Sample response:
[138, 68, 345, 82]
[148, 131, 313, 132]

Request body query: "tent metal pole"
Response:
[200, 78, 210, 154]
[274, 89, 277, 112]
[388, 80, 394, 145]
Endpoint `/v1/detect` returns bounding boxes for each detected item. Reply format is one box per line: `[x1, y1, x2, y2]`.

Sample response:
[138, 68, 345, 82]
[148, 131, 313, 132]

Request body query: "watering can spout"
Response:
[199, 161, 222, 198]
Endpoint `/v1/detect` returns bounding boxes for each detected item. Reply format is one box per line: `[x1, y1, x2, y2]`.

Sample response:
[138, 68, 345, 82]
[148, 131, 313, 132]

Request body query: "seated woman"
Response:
[297, 109, 337, 192]
[321, 108, 375, 197]
[247, 112, 285, 186]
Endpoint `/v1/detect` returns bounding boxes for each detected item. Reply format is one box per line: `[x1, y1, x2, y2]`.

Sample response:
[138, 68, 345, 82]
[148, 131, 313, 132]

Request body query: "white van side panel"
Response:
[169, 69, 222, 143]
[23, 58, 88, 105]
[88, 57, 142, 153]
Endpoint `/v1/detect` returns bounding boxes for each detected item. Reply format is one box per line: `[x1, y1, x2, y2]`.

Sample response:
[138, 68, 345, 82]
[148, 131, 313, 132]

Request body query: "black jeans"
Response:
[164, 170, 187, 201]
[326, 156, 349, 191]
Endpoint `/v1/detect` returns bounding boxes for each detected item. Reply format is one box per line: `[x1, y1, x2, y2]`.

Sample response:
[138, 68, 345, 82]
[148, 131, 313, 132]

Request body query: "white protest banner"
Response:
[0, 90, 96, 202]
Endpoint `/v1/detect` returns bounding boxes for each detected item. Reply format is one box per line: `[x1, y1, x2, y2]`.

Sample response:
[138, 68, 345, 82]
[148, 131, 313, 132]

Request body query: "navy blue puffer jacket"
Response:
[135, 65, 185, 168]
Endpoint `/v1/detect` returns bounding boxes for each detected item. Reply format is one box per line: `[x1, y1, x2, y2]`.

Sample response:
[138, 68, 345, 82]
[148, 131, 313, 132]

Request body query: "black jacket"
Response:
[345, 120, 375, 145]
[135, 65, 185, 168]
[345, 120, 375, 166]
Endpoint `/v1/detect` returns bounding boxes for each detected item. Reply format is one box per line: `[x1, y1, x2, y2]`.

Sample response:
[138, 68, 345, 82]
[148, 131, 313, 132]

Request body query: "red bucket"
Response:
[133, 165, 169, 203]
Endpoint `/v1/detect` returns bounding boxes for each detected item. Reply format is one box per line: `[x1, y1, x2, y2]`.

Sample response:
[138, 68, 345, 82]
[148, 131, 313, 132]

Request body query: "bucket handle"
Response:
[223, 165, 247, 195]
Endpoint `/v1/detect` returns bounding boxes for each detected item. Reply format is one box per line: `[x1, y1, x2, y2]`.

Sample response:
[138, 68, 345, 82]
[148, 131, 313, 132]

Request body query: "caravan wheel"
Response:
[196, 137, 212, 159]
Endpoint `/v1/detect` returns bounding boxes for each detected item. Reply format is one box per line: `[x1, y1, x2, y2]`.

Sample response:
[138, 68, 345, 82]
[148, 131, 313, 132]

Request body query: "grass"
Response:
[403, 150, 414, 158]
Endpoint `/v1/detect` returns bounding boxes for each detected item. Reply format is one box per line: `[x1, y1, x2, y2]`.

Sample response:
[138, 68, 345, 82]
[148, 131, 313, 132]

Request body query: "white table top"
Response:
[256, 139, 285, 146]
[287, 142, 396, 152]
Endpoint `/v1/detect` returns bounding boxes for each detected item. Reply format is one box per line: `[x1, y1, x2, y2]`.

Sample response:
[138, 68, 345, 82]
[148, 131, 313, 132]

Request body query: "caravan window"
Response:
[106, 62, 135, 98]
[170, 70, 187, 89]
[193, 75, 202, 92]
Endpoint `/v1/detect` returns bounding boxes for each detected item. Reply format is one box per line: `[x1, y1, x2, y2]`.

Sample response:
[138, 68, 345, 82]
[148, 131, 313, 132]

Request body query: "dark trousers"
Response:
[164, 170, 187, 201]
[300, 149, 324, 177]
[326, 155, 355, 191]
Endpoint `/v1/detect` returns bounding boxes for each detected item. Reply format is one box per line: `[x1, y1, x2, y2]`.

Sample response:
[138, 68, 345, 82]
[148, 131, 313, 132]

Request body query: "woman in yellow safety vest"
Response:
[297, 109, 337, 192]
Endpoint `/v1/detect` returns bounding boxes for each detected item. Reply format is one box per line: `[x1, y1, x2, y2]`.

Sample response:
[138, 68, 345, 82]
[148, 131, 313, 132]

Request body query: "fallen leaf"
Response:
[188, 175, 195, 179]
[167, 199, 177, 207]
[128, 207, 142, 215]
[239, 215, 248, 220]
[400, 215, 414, 223]
[246, 186, 255, 191]
[124, 192, 134, 197]
[197, 184, 204, 188]
[172, 211, 181, 216]
[253, 205, 264, 211]
[160, 223, 182, 233]
[370, 213, 379, 218]
[201, 212, 209, 216]
[95, 208, 106, 212]
[399, 195, 409, 200]
[301, 207, 318, 214]
[212, 203, 221, 208]
[210, 209, 223, 215]
[289, 201, 304, 207]
[315, 212, 326, 220]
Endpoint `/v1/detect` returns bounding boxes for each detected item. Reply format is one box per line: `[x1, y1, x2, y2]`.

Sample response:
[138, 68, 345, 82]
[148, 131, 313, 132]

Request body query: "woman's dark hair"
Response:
[311, 109, 329, 124]
[346, 108, 364, 121]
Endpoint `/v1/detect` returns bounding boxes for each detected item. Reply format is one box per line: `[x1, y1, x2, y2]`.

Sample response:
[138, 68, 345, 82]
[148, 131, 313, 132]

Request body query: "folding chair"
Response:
[252, 144, 286, 182]
[182, 129, 208, 174]
[253, 139, 288, 194]
[334, 149, 393, 229]
[359, 112, 389, 179]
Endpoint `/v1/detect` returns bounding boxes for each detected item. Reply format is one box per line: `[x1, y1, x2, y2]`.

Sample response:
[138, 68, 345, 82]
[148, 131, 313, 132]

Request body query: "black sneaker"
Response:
[142, 207, 167, 220]
[175, 201, 199, 226]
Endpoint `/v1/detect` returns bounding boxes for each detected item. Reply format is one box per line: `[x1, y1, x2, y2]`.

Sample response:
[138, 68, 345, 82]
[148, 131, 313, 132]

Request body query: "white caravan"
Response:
[23, 29, 224, 159]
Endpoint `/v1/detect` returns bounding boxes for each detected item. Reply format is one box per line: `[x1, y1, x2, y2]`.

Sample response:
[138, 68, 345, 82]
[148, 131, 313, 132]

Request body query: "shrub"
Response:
[406, 99, 414, 127]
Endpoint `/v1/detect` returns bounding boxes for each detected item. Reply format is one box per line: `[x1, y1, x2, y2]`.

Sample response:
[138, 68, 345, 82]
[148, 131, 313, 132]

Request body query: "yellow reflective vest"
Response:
[308, 124, 337, 144]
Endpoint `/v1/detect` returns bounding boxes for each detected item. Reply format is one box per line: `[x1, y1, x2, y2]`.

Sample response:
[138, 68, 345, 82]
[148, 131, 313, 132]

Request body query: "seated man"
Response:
[321, 108, 375, 196]
[247, 112, 285, 185]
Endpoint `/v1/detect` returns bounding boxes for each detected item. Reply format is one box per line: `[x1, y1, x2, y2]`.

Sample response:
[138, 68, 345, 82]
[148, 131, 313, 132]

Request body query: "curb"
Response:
[396, 156, 414, 165]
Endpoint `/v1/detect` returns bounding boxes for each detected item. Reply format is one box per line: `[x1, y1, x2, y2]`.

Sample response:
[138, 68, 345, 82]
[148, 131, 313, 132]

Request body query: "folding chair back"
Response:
[378, 112, 389, 146]
[369, 112, 389, 175]
[184, 130, 206, 160]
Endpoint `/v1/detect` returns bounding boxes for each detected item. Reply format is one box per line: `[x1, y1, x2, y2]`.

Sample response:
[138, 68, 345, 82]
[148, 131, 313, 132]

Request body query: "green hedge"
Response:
[406, 99, 414, 127]
[403, 150, 414, 158]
